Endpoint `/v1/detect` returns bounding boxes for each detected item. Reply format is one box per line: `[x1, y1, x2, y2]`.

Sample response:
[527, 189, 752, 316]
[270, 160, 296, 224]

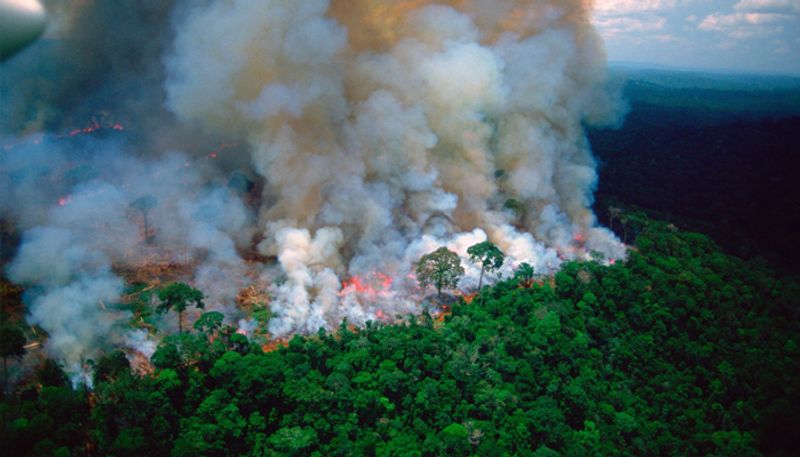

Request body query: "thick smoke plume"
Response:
[1, 0, 626, 379]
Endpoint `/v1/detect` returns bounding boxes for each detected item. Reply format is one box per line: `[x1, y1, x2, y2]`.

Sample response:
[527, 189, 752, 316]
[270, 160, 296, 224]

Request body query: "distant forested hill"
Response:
[590, 69, 800, 273]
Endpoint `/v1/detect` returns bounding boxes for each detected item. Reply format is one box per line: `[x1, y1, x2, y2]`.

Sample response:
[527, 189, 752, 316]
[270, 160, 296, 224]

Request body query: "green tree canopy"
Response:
[514, 262, 535, 287]
[157, 283, 205, 333]
[416, 247, 464, 298]
[93, 350, 131, 385]
[467, 241, 505, 290]
[194, 311, 225, 335]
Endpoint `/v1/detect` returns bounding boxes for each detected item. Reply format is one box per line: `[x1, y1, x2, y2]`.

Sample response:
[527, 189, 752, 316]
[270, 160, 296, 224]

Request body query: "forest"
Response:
[590, 68, 800, 273]
[2, 216, 799, 456]
[2, 68, 800, 456]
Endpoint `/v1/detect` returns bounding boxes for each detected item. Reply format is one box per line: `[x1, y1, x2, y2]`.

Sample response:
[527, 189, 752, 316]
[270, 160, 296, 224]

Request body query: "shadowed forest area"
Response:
[591, 68, 800, 273]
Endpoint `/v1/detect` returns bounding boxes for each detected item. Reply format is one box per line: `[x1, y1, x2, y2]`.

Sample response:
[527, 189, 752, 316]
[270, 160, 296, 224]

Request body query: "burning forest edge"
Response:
[2, 2, 799, 456]
[2, 0, 627, 382]
[2, 218, 798, 457]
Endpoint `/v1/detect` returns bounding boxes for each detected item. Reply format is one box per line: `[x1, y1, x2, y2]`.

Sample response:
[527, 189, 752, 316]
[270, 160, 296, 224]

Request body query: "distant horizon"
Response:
[606, 60, 800, 78]
[594, 0, 800, 77]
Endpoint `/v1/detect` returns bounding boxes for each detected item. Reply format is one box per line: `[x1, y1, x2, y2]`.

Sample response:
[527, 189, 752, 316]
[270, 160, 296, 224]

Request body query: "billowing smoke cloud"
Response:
[1, 137, 255, 379]
[1, 0, 626, 375]
[165, 0, 626, 335]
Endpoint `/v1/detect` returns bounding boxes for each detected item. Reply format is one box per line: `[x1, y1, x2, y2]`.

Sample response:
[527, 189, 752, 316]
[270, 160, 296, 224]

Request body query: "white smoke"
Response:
[165, 0, 626, 336]
[7, 226, 125, 380]
[1, 141, 255, 376]
[1, 0, 627, 368]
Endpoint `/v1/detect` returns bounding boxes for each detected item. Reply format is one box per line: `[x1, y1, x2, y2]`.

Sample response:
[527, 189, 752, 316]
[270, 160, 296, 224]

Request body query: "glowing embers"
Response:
[261, 338, 289, 353]
[67, 118, 125, 137]
[57, 195, 72, 206]
[339, 271, 393, 297]
[2, 118, 126, 152]
[337, 271, 398, 322]
[207, 142, 238, 159]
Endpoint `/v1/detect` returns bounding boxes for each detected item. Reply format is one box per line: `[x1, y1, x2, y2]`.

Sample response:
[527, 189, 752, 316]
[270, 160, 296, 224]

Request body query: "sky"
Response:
[593, 0, 800, 75]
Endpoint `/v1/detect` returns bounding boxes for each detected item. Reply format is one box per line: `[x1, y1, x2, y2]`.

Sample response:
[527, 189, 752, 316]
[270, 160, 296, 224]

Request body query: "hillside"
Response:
[2, 220, 798, 457]
[591, 69, 800, 273]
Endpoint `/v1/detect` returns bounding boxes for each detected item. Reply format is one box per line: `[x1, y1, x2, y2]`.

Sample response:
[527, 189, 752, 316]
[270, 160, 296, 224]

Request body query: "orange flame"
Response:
[460, 291, 478, 304]
[339, 271, 394, 296]
[68, 119, 102, 136]
[262, 339, 288, 353]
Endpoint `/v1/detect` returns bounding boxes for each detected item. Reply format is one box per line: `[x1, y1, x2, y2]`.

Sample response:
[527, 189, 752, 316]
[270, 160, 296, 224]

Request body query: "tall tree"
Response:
[416, 247, 464, 298]
[467, 241, 505, 290]
[157, 282, 205, 333]
[194, 311, 224, 336]
[515, 262, 535, 288]
[130, 195, 158, 244]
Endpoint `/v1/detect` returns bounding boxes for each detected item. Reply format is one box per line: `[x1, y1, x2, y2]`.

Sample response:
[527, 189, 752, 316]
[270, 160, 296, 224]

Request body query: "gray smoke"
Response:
[165, 0, 627, 336]
[1, 0, 627, 376]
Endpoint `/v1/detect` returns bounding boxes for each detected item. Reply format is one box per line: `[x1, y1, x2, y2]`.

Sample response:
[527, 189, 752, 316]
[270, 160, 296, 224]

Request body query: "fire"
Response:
[68, 119, 102, 136]
[57, 195, 72, 206]
[3, 117, 128, 152]
[207, 142, 237, 159]
[63, 118, 127, 138]
[127, 349, 154, 376]
[460, 291, 478, 304]
[262, 339, 288, 353]
[339, 271, 393, 296]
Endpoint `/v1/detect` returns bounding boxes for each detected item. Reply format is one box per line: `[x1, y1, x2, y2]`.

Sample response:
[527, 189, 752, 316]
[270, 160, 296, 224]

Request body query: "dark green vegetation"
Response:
[591, 68, 800, 273]
[416, 247, 464, 298]
[156, 282, 205, 334]
[467, 241, 505, 291]
[2, 220, 798, 456]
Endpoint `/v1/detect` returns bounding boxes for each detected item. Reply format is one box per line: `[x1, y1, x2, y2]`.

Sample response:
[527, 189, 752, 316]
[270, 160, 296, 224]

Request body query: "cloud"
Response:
[700, 12, 789, 30]
[594, 16, 667, 37]
[595, 0, 677, 13]
[734, 0, 800, 13]
[593, 0, 677, 41]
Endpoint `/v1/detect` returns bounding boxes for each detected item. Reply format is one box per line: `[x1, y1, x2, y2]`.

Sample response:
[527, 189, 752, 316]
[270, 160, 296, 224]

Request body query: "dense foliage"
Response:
[1, 220, 798, 456]
[590, 71, 800, 272]
[416, 247, 464, 298]
[156, 282, 206, 334]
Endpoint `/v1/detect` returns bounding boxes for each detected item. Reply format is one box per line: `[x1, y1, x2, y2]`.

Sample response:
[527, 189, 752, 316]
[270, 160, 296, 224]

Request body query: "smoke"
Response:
[1, 0, 627, 374]
[165, 0, 626, 335]
[1, 138, 255, 378]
